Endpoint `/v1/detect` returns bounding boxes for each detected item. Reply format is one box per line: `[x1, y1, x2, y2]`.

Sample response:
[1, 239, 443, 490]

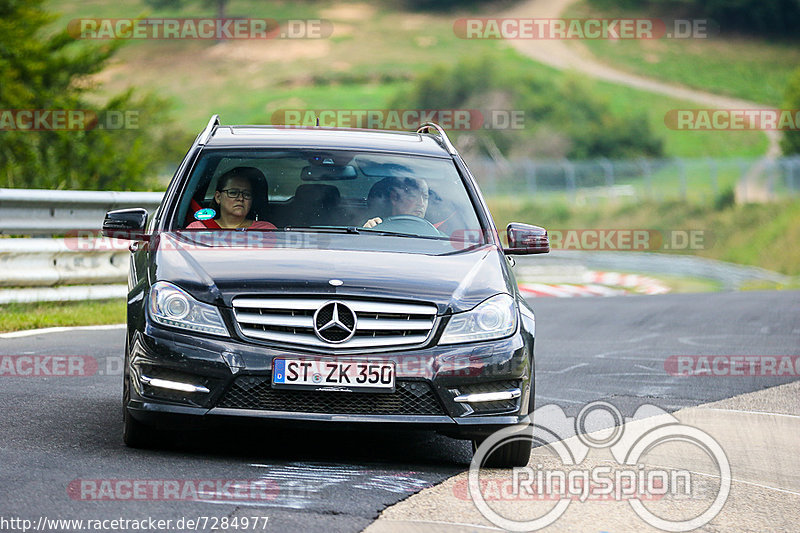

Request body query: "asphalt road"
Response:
[1, 290, 798, 532]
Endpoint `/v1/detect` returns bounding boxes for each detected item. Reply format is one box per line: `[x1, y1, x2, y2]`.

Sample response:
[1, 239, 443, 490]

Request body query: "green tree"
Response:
[144, 0, 229, 20]
[589, 0, 800, 37]
[780, 68, 800, 156]
[0, 0, 185, 190]
[391, 53, 663, 160]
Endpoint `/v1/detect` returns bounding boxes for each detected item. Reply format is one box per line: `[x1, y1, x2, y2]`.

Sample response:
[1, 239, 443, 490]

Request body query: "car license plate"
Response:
[272, 358, 395, 392]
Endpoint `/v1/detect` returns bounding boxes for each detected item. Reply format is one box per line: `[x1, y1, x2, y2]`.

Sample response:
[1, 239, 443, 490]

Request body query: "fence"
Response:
[467, 155, 800, 204]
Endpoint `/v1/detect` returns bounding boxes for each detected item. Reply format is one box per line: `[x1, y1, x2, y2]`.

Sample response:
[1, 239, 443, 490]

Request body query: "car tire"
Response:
[122, 373, 161, 449]
[472, 435, 532, 468]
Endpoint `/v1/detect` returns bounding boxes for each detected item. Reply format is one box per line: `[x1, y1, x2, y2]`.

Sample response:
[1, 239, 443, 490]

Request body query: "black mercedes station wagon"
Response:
[103, 116, 549, 467]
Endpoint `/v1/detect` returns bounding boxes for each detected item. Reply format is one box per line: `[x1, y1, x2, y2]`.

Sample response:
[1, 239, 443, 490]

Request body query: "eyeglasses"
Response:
[221, 189, 253, 200]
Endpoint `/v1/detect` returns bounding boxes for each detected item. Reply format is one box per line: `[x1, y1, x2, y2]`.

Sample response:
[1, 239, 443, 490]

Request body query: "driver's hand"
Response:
[363, 217, 382, 228]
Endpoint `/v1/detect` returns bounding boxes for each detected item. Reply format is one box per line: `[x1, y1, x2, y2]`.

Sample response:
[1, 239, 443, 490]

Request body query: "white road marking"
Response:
[701, 407, 800, 419]
[538, 362, 589, 374]
[378, 519, 505, 531]
[0, 324, 125, 339]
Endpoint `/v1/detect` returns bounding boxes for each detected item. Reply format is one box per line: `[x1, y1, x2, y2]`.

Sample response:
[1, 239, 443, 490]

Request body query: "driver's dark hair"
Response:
[210, 166, 266, 220]
[367, 176, 424, 207]
[389, 176, 425, 196]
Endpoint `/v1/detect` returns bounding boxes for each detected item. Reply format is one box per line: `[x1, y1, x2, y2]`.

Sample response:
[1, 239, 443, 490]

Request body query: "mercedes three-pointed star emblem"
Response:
[313, 301, 357, 343]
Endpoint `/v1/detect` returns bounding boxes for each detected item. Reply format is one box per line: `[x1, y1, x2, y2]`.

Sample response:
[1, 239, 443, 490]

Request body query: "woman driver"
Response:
[187, 167, 275, 230]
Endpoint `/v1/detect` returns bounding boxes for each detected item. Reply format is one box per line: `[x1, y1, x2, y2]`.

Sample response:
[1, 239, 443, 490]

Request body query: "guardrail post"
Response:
[524, 160, 537, 195]
[600, 158, 614, 200]
[678, 159, 687, 201]
[707, 157, 718, 196]
[738, 159, 749, 203]
[640, 158, 652, 200]
[563, 160, 576, 204]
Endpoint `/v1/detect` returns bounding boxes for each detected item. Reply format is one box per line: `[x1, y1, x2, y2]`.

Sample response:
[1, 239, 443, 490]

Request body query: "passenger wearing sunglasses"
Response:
[187, 167, 276, 230]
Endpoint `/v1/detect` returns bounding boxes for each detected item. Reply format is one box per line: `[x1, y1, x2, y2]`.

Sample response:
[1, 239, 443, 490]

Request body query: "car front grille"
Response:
[218, 375, 445, 416]
[232, 296, 438, 350]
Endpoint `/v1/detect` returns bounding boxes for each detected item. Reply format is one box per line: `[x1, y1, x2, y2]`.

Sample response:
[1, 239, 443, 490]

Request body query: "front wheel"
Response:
[472, 432, 532, 468]
[122, 374, 160, 449]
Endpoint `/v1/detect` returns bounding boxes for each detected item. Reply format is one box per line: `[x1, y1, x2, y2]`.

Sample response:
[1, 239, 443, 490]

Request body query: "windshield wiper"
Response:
[358, 227, 450, 241]
[283, 226, 362, 234]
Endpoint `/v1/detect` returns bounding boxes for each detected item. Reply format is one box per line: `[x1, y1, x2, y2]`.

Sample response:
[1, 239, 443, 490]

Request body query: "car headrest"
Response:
[293, 184, 340, 208]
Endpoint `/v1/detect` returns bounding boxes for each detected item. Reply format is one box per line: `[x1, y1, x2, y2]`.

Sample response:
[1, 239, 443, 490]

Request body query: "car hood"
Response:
[150, 231, 514, 314]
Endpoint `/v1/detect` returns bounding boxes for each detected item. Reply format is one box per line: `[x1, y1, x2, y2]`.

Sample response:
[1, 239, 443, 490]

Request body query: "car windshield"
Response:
[175, 149, 486, 249]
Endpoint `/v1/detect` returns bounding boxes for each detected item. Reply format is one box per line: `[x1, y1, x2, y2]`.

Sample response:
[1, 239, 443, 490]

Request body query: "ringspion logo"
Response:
[469, 401, 730, 531]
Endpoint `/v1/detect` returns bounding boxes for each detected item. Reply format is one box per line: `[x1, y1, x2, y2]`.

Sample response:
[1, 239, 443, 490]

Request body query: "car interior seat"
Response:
[290, 184, 341, 227]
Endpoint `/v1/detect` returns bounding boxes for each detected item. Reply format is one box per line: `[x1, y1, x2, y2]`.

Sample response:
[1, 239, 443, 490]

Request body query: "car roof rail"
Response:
[416, 122, 457, 155]
[197, 114, 220, 146]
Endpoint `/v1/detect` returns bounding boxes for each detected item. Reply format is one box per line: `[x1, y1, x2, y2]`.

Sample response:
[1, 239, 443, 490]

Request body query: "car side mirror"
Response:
[102, 208, 149, 240]
[504, 223, 549, 255]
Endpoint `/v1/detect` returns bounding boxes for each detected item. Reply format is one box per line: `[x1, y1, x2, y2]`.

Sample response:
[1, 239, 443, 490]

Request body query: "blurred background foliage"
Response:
[780, 68, 800, 156]
[390, 53, 664, 159]
[587, 0, 800, 36]
[0, 0, 187, 190]
[1, 0, 797, 192]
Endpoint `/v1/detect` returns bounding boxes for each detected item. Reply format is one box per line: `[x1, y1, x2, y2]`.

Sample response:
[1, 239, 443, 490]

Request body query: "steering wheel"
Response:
[372, 215, 442, 237]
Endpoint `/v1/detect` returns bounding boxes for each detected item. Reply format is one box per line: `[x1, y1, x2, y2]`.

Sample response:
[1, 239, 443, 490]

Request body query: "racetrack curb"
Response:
[365, 381, 800, 532]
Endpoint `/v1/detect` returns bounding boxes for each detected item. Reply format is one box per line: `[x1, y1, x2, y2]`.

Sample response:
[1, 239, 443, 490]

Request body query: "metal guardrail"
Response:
[0, 188, 163, 235]
[0, 238, 129, 288]
[0, 188, 161, 302]
[0, 181, 794, 304]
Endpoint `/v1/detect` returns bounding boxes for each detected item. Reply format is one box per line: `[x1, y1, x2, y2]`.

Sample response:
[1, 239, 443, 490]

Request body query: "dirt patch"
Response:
[320, 3, 377, 21]
[205, 39, 331, 63]
[400, 14, 429, 31]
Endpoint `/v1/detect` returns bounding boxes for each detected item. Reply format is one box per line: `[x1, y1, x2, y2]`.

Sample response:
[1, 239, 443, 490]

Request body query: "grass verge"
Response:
[0, 299, 125, 333]
[46, 0, 767, 158]
[489, 196, 800, 276]
[566, 0, 800, 107]
[640, 274, 723, 293]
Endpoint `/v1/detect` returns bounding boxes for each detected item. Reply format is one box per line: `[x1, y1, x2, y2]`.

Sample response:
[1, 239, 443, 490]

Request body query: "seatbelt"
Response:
[201, 218, 222, 229]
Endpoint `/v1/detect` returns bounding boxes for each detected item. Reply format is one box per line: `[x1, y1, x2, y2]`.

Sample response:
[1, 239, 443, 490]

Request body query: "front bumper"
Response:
[126, 321, 534, 440]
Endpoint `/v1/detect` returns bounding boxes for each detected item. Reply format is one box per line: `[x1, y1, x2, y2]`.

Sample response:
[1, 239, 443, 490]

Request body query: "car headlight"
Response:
[148, 281, 228, 337]
[439, 294, 517, 345]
